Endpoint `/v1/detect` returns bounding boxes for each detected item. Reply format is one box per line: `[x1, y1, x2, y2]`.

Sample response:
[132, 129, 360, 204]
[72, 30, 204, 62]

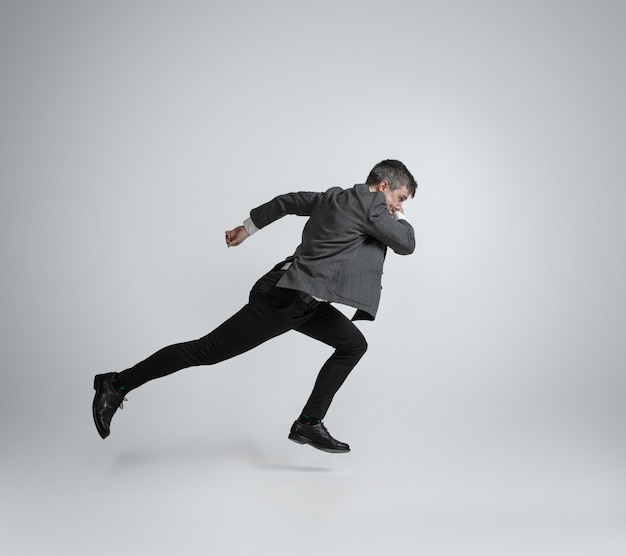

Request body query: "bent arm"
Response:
[365, 198, 415, 255]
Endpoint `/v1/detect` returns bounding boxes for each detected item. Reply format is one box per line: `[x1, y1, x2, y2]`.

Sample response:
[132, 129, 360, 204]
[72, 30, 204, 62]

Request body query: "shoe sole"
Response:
[92, 376, 109, 439]
[288, 433, 350, 454]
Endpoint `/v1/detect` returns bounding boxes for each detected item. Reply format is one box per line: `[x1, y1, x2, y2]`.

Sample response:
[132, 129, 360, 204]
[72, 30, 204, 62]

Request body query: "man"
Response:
[93, 159, 417, 453]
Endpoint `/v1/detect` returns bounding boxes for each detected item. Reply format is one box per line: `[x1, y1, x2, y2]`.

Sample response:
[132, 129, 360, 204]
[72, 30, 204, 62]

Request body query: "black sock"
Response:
[298, 414, 321, 426]
[111, 374, 126, 395]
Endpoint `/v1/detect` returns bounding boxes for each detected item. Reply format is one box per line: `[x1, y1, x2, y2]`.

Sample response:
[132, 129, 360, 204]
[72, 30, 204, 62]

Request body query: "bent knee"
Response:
[342, 333, 368, 358]
[357, 335, 368, 356]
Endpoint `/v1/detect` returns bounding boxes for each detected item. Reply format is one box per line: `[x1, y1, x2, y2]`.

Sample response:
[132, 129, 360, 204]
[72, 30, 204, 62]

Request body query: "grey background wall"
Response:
[1, 1, 625, 555]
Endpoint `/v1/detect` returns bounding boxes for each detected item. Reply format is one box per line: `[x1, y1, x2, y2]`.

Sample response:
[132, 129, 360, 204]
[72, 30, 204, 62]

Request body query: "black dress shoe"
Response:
[288, 420, 350, 453]
[92, 373, 126, 439]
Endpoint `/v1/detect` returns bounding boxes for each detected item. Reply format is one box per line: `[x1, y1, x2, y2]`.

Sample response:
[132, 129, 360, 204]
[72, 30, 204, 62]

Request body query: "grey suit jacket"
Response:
[250, 183, 415, 321]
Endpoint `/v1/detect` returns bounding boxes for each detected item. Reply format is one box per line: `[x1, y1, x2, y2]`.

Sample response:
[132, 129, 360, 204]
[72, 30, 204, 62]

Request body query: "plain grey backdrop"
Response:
[1, 1, 624, 554]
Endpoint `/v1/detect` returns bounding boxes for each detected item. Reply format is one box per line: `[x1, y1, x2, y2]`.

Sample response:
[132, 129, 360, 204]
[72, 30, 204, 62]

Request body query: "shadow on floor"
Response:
[111, 438, 334, 474]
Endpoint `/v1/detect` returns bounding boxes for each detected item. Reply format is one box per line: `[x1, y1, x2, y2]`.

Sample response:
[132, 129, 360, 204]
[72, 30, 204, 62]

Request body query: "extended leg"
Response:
[116, 269, 310, 392]
[92, 269, 315, 438]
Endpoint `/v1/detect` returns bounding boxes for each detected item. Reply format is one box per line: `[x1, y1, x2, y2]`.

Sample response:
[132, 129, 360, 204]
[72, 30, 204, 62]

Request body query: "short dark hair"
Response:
[365, 159, 418, 198]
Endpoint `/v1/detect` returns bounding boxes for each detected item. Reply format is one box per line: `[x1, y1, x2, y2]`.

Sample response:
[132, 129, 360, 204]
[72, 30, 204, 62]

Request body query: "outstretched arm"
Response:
[225, 225, 250, 247]
[226, 190, 321, 248]
[250, 190, 321, 229]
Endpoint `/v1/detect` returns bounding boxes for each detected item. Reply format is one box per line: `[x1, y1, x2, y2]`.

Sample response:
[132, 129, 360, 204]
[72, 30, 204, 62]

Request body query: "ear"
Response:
[376, 180, 389, 192]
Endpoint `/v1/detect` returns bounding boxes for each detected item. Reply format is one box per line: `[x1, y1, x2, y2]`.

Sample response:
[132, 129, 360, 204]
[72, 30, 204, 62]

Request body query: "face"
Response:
[377, 182, 410, 215]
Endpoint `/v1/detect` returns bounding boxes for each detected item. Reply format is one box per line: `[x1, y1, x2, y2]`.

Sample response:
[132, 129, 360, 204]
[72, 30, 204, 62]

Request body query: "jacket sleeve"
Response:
[364, 194, 415, 255]
[249, 191, 322, 230]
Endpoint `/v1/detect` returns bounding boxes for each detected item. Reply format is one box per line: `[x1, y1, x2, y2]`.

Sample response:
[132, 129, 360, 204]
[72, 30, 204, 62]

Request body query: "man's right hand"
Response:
[225, 225, 250, 247]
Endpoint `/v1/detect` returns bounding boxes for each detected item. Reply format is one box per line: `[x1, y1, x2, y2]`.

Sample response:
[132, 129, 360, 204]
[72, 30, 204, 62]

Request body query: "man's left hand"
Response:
[225, 225, 250, 247]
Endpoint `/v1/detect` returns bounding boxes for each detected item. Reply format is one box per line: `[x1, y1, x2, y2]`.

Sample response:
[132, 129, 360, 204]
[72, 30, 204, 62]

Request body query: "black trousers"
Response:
[117, 268, 368, 419]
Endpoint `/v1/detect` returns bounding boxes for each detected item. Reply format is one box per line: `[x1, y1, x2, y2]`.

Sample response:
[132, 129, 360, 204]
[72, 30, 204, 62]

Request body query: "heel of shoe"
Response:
[288, 433, 308, 445]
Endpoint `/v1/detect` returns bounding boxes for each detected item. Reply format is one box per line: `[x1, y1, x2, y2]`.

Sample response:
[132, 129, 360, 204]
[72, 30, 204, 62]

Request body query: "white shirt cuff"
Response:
[243, 217, 259, 235]
[393, 211, 407, 221]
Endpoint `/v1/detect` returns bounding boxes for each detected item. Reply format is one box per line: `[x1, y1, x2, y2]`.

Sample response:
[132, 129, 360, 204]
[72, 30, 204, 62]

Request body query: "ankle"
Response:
[298, 414, 321, 426]
[111, 374, 126, 396]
